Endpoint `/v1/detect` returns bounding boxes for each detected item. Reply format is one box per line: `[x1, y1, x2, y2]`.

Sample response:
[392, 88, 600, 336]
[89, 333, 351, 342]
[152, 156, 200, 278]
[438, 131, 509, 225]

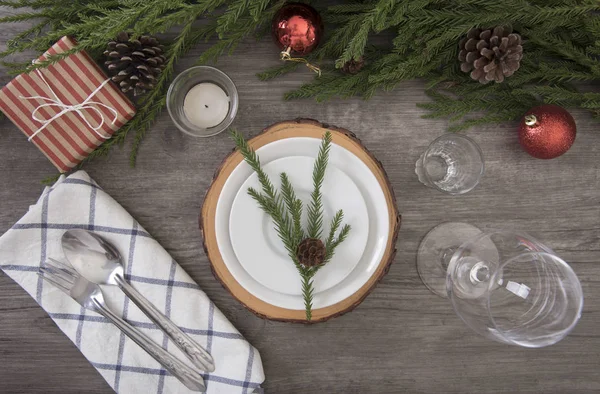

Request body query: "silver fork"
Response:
[39, 258, 206, 392]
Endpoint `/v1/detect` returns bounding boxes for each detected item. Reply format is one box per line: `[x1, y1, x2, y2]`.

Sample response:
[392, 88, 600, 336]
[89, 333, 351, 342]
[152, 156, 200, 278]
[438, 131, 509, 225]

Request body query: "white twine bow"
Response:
[19, 69, 117, 141]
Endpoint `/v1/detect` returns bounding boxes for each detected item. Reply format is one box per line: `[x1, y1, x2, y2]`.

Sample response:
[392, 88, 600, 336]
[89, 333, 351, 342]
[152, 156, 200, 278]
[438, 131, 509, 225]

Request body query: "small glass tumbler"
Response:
[166, 66, 239, 137]
[415, 134, 484, 195]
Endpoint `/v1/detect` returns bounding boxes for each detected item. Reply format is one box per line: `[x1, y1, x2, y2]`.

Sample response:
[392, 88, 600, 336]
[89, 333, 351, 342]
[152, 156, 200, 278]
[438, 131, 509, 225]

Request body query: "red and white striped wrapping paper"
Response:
[0, 36, 136, 172]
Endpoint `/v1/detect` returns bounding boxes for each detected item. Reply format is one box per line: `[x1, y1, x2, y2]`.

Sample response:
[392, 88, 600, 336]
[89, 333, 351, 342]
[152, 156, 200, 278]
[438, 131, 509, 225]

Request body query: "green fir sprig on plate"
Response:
[231, 129, 351, 321]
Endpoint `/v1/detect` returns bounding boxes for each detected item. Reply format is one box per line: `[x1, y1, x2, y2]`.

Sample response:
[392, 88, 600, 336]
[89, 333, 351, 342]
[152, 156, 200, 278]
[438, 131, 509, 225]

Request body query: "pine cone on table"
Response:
[341, 56, 365, 75]
[104, 32, 166, 96]
[296, 238, 326, 268]
[458, 26, 523, 84]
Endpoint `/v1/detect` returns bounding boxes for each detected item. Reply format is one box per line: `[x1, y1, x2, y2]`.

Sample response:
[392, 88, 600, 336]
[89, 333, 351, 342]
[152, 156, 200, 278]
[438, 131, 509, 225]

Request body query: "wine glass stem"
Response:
[440, 246, 458, 269]
[469, 262, 490, 283]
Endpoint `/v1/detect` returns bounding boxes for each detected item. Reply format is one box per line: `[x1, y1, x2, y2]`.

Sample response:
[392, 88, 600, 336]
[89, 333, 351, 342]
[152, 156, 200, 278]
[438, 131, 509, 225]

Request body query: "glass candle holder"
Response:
[167, 66, 239, 137]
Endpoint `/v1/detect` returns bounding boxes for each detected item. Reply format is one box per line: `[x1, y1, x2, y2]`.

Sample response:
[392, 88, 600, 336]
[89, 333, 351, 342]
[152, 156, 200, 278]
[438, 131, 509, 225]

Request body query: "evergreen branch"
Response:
[313, 14, 365, 61]
[2, 0, 599, 183]
[24, 49, 82, 71]
[278, 0, 600, 130]
[334, 0, 395, 68]
[231, 130, 350, 321]
[524, 28, 598, 69]
[0, 11, 45, 22]
[230, 128, 278, 201]
[324, 209, 344, 263]
[247, 188, 296, 257]
[198, 0, 286, 65]
[284, 67, 376, 101]
[325, 224, 351, 263]
[249, 0, 271, 21]
[301, 271, 315, 321]
[306, 131, 331, 239]
[327, 3, 374, 14]
[0, 1, 28, 7]
[217, 0, 250, 37]
[130, 2, 211, 35]
[257, 61, 301, 81]
[6, 19, 48, 47]
[280, 172, 304, 245]
[316, 222, 351, 273]
[0, 60, 31, 75]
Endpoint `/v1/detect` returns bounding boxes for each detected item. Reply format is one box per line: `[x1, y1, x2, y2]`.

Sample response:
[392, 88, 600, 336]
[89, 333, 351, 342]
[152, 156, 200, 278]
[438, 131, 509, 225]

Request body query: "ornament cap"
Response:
[524, 114, 538, 126]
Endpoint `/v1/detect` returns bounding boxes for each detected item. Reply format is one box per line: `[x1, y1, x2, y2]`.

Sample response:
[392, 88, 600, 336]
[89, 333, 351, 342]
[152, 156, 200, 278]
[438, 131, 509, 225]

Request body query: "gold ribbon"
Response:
[280, 47, 321, 77]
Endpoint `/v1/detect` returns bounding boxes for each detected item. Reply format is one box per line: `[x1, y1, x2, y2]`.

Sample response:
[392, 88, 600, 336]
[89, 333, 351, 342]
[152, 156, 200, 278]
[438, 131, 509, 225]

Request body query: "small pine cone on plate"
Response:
[296, 238, 326, 268]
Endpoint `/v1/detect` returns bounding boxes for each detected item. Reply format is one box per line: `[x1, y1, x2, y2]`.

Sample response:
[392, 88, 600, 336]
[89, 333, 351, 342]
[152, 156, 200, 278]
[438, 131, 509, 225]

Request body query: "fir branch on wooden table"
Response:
[281, 0, 600, 129]
[0, 0, 599, 173]
[230, 128, 351, 321]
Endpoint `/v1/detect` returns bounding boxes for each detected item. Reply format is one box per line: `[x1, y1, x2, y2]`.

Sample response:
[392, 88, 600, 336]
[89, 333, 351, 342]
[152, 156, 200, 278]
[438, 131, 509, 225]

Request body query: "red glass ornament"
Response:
[272, 3, 323, 55]
[518, 104, 577, 159]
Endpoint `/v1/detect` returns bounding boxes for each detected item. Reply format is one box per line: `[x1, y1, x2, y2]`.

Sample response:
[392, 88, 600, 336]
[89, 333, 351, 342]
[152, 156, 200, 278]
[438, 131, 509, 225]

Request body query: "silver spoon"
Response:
[40, 258, 206, 392]
[62, 229, 216, 373]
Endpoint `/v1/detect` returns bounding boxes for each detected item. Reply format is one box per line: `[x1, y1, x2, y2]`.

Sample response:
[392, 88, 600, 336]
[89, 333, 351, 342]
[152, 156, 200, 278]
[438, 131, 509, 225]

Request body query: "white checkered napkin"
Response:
[0, 171, 264, 394]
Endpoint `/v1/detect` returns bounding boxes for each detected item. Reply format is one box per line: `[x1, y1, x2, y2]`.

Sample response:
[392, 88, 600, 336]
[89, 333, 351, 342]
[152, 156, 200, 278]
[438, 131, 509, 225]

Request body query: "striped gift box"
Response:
[0, 36, 136, 172]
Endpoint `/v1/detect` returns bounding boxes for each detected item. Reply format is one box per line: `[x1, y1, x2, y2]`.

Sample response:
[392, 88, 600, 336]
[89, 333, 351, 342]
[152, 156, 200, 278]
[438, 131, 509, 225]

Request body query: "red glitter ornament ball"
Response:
[271, 3, 323, 55]
[518, 104, 577, 159]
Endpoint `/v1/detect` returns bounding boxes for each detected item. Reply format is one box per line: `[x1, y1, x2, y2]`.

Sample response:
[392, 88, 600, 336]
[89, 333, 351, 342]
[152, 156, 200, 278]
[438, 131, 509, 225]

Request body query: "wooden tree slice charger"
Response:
[200, 119, 400, 323]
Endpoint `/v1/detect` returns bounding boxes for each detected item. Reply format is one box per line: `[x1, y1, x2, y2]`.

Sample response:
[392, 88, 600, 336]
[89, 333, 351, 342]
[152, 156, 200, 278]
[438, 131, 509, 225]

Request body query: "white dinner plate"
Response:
[229, 156, 369, 296]
[215, 137, 389, 310]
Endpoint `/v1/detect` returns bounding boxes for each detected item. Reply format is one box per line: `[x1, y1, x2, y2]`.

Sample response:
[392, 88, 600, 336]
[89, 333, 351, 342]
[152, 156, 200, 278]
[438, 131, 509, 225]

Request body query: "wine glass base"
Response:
[417, 222, 483, 297]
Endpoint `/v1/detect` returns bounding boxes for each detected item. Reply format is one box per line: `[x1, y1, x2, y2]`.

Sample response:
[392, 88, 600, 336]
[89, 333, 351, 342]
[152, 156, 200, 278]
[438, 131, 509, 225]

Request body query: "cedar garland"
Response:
[0, 0, 598, 168]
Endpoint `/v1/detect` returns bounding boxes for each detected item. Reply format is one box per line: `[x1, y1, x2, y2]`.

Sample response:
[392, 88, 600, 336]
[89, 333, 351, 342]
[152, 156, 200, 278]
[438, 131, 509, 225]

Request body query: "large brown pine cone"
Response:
[296, 238, 326, 267]
[458, 26, 523, 84]
[104, 32, 166, 96]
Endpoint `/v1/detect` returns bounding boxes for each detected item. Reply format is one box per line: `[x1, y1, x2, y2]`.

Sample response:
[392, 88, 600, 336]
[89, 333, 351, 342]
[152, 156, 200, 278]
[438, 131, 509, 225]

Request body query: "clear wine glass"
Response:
[415, 134, 484, 194]
[417, 222, 583, 347]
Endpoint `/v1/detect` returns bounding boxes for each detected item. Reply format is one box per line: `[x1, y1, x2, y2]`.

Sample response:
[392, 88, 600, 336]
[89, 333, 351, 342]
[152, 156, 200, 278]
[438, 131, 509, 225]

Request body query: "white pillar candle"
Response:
[183, 82, 230, 129]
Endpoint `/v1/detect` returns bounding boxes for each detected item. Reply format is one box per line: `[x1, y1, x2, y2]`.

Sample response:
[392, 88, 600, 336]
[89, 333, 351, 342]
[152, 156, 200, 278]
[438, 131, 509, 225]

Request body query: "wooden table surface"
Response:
[0, 18, 599, 394]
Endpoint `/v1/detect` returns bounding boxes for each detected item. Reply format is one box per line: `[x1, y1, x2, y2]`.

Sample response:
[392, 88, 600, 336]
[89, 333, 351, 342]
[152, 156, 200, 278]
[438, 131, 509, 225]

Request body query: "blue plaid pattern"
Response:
[0, 171, 264, 393]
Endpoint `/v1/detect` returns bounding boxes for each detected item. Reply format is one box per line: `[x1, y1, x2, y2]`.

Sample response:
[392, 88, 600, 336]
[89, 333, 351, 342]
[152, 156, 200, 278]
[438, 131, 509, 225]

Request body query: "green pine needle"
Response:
[247, 187, 296, 258]
[280, 172, 304, 245]
[231, 129, 350, 321]
[307, 132, 332, 239]
[230, 129, 278, 201]
[324, 210, 345, 263]
[301, 272, 315, 321]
